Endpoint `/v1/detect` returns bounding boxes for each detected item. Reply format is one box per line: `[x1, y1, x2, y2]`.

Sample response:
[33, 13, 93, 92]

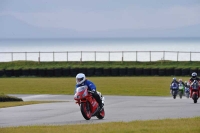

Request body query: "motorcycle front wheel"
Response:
[80, 102, 91, 120]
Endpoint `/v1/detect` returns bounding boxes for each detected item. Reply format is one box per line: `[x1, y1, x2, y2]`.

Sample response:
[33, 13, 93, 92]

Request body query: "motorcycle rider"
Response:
[189, 72, 200, 82]
[184, 81, 190, 95]
[189, 72, 200, 98]
[178, 79, 185, 87]
[75, 73, 103, 110]
[184, 81, 190, 88]
[171, 77, 179, 84]
[170, 77, 179, 93]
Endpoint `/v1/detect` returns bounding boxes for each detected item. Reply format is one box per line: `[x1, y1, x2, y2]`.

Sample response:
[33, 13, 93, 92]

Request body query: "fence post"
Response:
[122, 51, 124, 63]
[163, 51, 165, 61]
[53, 51, 54, 62]
[80, 51, 82, 64]
[95, 51, 96, 62]
[38, 52, 40, 64]
[109, 51, 110, 61]
[136, 51, 137, 62]
[150, 51, 151, 62]
[25, 52, 27, 61]
[190, 51, 191, 62]
[66, 52, 68, 62]
[177, 51, 179, 62]
[11, 52, 13, 61]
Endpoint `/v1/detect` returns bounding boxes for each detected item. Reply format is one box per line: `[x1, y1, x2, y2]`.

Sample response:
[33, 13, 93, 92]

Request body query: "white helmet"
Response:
[192, 72, 197, 79]
[76, 73, 86, 85]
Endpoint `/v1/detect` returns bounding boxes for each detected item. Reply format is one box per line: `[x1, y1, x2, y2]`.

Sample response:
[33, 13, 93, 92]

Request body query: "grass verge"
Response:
[0, 117, 200, 133]
[0, 77, 189, 96]
[0, 101, 60, 108]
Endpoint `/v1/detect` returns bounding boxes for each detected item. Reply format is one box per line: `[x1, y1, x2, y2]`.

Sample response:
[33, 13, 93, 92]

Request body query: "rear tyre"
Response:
[96, 108, 105, 119]
[193, 94, 198, 103]
[179, 92, 182, 99]
[80, 102, 91, 120]
[172, 91, 176, 99]
[194, 99, 197, 103]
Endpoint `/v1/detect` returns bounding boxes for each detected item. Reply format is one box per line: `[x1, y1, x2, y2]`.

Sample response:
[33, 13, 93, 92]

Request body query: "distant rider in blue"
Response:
[170, 77, 179, 93]
[74, 73, 103, 109]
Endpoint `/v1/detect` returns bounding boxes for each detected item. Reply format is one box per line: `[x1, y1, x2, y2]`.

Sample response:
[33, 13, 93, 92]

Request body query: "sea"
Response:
[0, 38, 200, 62]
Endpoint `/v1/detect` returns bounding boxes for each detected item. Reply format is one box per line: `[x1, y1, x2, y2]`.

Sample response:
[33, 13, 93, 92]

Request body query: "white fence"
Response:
[0, 51, 199, 62]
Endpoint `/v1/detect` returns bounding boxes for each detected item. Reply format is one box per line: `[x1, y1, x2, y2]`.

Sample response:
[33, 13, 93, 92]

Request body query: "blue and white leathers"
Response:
[75, 80, 96, 93]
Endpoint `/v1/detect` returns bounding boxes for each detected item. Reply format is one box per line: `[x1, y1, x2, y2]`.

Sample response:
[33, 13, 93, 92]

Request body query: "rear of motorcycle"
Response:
[185, 87, 190, 98]
[178, 84, 184, 99]
[96, 97, 105, 119]
[172, 89, 178, 99]
[192, 90, 198, 103]
[190, 80, 199, 103]
[171, 83, 178, 99]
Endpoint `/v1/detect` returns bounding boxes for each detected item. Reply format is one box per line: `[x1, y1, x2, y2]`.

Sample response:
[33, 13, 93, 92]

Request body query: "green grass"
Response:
[1, 117, 200, 133]
[0, 76, 199, 132]
[0, 101, 61, 108]
[0, 76, 189, 96]
[1, 61, 200, 69]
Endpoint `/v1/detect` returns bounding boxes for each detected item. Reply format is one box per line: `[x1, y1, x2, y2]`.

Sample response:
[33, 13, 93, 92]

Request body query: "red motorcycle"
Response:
[74, 85, 105, 120]
[190, 80, 199, 103]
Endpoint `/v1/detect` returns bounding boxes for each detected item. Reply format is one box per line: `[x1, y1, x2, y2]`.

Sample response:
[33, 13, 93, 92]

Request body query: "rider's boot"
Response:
[92, 91, 103, 110]
[96, 91, 103, 109]
[98, 97, 103, 109]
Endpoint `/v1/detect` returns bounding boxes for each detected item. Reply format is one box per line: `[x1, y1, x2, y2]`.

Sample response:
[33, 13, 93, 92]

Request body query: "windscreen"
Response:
[76, 86, 87, 93]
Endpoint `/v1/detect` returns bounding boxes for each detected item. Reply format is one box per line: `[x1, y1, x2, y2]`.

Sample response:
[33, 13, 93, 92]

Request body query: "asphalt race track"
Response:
[0, 94, 200, 127]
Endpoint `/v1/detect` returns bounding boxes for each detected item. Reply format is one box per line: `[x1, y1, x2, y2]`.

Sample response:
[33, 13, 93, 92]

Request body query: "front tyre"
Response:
[80, 102, 91, 120]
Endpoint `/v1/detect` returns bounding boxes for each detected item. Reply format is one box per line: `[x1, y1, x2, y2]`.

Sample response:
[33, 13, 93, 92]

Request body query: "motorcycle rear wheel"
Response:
[193, 94, 198, 103]
[179, 93, 182, 99]
[96, 108, 105, 119]
[80, 102, 91, 120]
[194, 98, 197, 103]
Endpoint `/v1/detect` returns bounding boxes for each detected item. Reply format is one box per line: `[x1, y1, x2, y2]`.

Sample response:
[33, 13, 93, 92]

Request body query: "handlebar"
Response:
[88, 90, 95, 94]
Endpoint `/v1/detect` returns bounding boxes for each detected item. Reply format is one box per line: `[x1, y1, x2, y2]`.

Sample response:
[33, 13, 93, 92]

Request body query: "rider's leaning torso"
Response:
[75, 79, 96, 92]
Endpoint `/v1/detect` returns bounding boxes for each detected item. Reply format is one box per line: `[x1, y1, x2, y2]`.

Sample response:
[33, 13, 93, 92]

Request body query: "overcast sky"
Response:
[0, 0, 200, 38]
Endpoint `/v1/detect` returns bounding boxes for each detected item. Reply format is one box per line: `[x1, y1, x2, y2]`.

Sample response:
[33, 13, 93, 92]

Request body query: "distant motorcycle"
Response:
[170, 82, 178, 99]
[178, 83, 184, 99]
[184, 85, 190, 98]
[74, 85, 105, 120]
[190, 80, 199, 103]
